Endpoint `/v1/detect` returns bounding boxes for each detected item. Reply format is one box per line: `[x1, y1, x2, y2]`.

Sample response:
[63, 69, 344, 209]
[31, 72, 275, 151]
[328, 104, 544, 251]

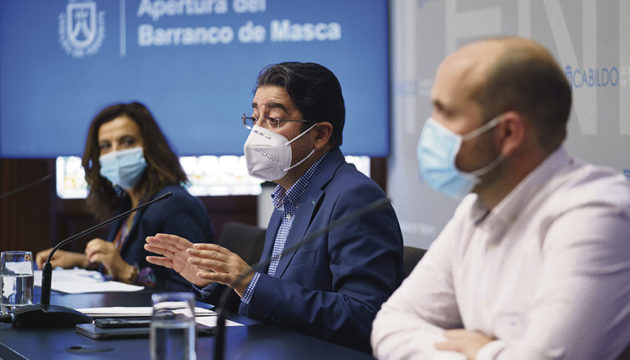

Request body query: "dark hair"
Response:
[472, 44, 572, 150]
[82, 102, 187, 220]
[255, 62, 345, 148]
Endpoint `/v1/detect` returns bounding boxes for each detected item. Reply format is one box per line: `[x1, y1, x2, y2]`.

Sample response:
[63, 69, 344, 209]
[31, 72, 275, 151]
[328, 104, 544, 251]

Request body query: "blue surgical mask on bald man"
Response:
[416, 115, 504, 199]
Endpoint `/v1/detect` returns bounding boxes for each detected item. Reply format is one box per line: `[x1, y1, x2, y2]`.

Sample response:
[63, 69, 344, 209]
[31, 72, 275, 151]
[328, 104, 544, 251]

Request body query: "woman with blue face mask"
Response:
[36, 102, 215, 291]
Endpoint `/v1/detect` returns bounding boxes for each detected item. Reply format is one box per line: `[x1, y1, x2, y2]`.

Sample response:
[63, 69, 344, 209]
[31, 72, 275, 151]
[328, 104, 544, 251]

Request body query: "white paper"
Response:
[195, 314, 243, 327]
[34, 268, 144, 293]
[77, 306, 212, 317]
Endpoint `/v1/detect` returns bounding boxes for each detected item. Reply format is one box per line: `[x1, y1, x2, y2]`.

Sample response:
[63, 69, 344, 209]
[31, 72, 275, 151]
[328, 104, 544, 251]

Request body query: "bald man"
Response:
[371, 37, 630, 359]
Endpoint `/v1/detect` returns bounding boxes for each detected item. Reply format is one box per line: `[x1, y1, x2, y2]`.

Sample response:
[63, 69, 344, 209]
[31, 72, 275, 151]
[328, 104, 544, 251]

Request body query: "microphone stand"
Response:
[0, 174, 52, 200]
[213, 197, 391, 360]
[8, 191, 173, 328]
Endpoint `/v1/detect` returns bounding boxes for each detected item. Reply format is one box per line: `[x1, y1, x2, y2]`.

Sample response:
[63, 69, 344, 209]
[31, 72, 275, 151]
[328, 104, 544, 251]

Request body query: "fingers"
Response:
[36, 249, 52, 269]
[87, 253, 107, 270]
[197, 271, 231, 284]
[187, 247, 229, 262]
[192, 243, 231, 254]
[145, 234, 192, 254]
[186, 247, 232, 273]
[187, 247, 252, 291]
[144, 234, 196, 261]
[196, 270, 253, 296]
[85, 238, 112, 258]
[443, 329, 463, 338]
[189, 257, 227, 273]
[144, 243, 171, 257]
[48, 254, 63, 268]
[87, 252, 115, 267]
[434, 341, 459, 352]
[146, 255, 174, 268]
[153, 233, 193, 248]
[85, 239, 122, 270]
[85, 238, 106, 247]
[433, 329, 471, 351]
[88, 251, 129, 277]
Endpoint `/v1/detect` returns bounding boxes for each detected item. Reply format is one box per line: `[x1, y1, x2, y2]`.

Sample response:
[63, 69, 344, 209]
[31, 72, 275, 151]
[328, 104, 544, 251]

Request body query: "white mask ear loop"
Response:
[284, 148, 316, 172]
[461, 115, 502, 142]
[466, 116, 505, 177]
[469, 154, 505, 177]
[285, 122, 319, 145]
[283, 122, 319, 172]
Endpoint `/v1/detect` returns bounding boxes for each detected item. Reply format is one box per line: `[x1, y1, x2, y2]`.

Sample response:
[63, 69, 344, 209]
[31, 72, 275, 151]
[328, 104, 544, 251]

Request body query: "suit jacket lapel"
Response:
[272, 149, 345, 278]
[273, 190, 323, 278]
[260, 209, 282, 272]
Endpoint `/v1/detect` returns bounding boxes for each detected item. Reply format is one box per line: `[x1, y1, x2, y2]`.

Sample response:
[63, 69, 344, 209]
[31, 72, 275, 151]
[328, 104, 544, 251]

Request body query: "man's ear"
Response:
[496, 111, 525, 156]
[313, 122, 333, 151]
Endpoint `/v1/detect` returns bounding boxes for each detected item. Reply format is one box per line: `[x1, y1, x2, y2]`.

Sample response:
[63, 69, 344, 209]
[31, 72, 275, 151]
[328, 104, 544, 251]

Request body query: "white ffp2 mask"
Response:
[244, 123, 317, 181]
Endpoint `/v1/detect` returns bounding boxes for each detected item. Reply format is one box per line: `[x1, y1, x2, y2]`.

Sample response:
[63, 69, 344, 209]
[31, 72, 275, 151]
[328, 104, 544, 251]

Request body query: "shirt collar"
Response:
[472, 146, 572, 228]
[271, 152, 328, 212]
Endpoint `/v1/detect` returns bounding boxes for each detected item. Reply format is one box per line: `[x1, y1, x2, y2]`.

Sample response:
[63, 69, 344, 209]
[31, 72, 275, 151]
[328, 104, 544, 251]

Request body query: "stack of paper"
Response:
[77, 306, 214, 317]
[34, 268, 144, 293]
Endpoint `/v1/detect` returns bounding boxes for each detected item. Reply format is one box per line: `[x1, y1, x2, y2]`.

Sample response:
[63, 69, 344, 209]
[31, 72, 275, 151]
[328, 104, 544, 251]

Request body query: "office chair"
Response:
[403, 245, 427, 279]
[217, 221, 266, 266]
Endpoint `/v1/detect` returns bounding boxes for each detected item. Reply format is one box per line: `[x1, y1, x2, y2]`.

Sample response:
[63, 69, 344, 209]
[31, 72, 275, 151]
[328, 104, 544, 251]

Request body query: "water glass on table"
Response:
[0, 251, 34, 313]
[150, 292, 197, 360]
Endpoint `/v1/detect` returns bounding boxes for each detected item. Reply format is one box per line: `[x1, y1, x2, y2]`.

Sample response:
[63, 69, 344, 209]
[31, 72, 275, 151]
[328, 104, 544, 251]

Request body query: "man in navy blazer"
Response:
[145, 62, 403, 351]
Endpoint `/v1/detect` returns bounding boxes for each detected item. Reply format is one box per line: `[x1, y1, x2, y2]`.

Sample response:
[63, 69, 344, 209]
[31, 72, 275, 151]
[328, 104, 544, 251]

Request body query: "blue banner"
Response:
[0, 0, 389, 157]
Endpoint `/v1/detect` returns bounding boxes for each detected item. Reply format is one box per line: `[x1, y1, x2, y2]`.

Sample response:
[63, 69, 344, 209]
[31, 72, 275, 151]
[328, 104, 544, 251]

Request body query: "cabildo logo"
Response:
[564, 65, 620, 89]
[59, 0, 105, 58]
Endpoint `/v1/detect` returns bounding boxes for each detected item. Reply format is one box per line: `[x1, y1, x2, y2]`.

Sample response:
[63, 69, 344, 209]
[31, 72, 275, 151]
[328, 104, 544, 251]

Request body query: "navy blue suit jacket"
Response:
[107, 185, 214, 291]
[239, 149, 403, 351]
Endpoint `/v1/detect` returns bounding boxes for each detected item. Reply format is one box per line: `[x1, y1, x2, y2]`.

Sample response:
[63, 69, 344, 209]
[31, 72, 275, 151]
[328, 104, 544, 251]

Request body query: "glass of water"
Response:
[0, 251, 34, 313]
[150, 292, 197, 360]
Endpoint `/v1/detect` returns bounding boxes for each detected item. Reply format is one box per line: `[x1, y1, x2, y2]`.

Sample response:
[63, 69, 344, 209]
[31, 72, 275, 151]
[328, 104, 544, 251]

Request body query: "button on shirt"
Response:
[241, 154, 326, 304]
[371, 147, 630, 360]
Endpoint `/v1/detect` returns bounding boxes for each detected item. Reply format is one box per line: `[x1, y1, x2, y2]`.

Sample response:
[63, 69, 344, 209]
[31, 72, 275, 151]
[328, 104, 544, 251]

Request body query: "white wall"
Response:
[389, 0, 630, 249]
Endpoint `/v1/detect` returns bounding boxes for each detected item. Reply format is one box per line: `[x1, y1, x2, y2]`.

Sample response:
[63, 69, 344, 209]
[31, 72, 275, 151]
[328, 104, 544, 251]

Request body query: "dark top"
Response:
[106, 184, 214, 291]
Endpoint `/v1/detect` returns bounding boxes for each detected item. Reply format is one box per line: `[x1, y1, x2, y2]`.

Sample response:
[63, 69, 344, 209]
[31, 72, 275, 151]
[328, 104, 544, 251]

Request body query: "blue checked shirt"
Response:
[241, 153, 327, 304]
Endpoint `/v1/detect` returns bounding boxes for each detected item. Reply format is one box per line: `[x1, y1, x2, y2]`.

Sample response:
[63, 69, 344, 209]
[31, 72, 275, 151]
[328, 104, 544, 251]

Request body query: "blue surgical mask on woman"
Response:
[99, 147, 147, 190]
[416, 116, 504, 199]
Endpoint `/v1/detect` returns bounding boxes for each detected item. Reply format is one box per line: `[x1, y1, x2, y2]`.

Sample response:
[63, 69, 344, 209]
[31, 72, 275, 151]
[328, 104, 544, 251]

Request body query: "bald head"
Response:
[438, 37, 572, 150]
[440, 37, 560, 92]
[453, 37, 557, 64]
[437, 39, 505, 91]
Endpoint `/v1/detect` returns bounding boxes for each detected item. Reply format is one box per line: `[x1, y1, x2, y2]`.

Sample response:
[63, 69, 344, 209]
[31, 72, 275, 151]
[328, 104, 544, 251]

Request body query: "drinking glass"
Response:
[0, 251, 34, 313]
[150, 292, 197, 360]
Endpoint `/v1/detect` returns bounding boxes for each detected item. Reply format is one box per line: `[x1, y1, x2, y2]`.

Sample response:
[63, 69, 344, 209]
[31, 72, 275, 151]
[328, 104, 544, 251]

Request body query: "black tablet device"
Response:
[76, 322, 216, 339]
[94, 318, 152, 328]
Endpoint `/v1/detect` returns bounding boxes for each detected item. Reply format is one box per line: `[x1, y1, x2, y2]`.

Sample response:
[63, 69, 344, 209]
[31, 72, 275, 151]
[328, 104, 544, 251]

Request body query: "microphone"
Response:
[0, 174, 52, 200]
[213, 197, 391, 360]
[5, 191, 173, 328]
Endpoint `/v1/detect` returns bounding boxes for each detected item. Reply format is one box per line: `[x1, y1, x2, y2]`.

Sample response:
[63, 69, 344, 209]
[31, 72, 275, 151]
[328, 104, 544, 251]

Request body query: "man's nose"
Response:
[253, 116, 265, 126]
[254, 114, 273, 128]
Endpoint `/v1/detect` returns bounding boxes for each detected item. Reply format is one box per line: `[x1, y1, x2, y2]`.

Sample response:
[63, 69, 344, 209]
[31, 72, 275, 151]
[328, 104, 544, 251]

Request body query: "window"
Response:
[56, 155, 370, 199]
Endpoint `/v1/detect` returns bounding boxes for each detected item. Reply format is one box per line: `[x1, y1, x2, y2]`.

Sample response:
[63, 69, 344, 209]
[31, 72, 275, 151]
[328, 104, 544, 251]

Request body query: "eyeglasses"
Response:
[241, 113, 311, 129]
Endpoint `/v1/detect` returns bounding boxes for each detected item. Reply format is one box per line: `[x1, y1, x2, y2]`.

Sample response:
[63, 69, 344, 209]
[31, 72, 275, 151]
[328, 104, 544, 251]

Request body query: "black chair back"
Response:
[217, 221, 266, 265]
[403, 246, 426, 278]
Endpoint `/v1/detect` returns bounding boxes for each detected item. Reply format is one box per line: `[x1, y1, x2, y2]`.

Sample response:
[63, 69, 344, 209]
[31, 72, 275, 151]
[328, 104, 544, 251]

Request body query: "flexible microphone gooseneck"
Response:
[0, 174, 52, 200]
[5, 191, 173, 328]
[213, 197, 391, 360]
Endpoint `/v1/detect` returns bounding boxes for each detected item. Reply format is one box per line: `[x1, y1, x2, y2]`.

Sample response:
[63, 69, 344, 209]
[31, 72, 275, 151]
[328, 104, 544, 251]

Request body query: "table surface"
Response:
[0, 288, 374, 360]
